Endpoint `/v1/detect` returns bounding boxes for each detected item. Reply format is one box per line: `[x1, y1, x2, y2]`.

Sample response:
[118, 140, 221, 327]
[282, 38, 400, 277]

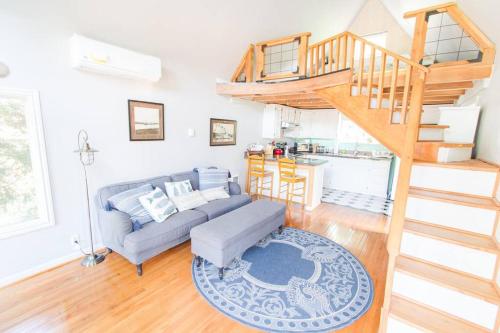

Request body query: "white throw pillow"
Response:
[170, 190, 208, 212]
[139, 188, 178, 223]
[164, 180, 193, 198]
[201, 186, 230, 202]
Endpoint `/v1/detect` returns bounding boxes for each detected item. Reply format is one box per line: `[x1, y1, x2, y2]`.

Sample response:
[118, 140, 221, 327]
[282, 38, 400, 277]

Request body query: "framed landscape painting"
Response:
[128, 100, 164, 141]
[210, 118, 237, 146]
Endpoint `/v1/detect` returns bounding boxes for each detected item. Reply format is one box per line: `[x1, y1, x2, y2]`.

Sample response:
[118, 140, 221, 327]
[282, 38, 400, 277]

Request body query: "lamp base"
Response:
[80, 253, 105, 267]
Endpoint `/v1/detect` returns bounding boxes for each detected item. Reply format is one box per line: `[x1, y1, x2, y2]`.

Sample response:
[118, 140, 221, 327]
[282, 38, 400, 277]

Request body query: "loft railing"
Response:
[308, 32, 427, 123]
[404, 2, 495, 67]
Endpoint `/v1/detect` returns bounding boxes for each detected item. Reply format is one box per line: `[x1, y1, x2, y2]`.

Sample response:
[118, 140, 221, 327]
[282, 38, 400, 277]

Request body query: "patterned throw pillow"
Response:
[200, 187, 230, 202]
[107, 184, 154, 224]
[170, 190, 208, 212]
[164, 180, 193, 198]
[139, 188, 178, 223]
[197, 168, 230, 193]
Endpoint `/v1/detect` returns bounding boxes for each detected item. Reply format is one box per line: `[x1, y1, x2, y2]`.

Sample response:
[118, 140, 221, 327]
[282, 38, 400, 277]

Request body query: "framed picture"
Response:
[128, 100, 164, 141]
[210, 118, 237, 146]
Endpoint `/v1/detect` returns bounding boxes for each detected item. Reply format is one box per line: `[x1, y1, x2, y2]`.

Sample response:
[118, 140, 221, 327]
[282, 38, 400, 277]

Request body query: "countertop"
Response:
[245, 155, 328, 166]
[295, 152, 394, 161]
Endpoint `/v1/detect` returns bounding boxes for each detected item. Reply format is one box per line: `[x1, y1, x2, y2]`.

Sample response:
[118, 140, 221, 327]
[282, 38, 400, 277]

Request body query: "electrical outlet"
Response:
[70, 234, 80, 249]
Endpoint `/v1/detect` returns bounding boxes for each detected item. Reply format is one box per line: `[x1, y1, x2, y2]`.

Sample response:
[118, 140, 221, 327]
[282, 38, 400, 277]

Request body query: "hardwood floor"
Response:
[0, 202, 389, 333]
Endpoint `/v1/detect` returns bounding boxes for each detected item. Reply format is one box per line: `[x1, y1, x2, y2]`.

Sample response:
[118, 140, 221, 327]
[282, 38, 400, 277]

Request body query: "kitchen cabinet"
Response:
[262, 104, 302, 139]
[262, 104, 339, 139]
[304, 155, 391, 197]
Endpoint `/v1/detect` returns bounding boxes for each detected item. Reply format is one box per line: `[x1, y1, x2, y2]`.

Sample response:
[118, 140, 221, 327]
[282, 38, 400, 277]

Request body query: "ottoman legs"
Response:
[218, 267, 224, 280]
[195, 256, 202, 267]
[278, 225, 284, 234]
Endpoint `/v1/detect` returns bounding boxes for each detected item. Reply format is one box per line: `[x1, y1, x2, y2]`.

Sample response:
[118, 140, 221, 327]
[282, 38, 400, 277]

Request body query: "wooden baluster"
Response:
[341, 34, 348, 69]
[366, 46, 376, 106]
[321, 43, 326, 74]
[335, 37, 340, 71]
[376, 52, 387, 109]
[388, 58, 399, 117]
[357, 41, 365, 95]
[328, 39, 333, 72]
[349, 36, 356, 69]
[400, 65, 412, 124]
[315, 45, 320, 76]
[309, 47, 314, 77]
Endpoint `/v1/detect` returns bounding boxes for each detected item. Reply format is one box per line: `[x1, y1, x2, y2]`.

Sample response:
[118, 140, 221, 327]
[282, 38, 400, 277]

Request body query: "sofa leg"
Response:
[106, 247, 113, 254]
[278, 225, 283, 234]
[195, 256, 202, 267]
[218, 267, 224, 280]
[136, 264, 143, 276]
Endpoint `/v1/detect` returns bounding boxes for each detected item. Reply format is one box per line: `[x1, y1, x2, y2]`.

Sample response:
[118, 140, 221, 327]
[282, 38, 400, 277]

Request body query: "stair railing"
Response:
[308, 32, 428, 124]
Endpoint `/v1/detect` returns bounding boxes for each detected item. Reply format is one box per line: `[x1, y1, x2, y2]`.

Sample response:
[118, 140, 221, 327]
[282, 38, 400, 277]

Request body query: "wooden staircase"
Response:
[216, 3, 498, 333]
[386, 160, 500, 333]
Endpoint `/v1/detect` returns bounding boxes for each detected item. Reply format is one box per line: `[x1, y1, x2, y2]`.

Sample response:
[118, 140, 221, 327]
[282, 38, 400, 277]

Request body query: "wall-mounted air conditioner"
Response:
[69, 34, 162, 82]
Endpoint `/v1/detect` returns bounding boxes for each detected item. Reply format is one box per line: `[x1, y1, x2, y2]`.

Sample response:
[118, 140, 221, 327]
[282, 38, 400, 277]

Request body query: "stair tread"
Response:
[418, 139, 444, 142]
[416, 141, 474, 147]
[409, 187, 499, 210]
[404, 219, 497, 252]
[419, 124, 450, 129]
[396, 255, 500, 303]
[390, 295, 491, 333]
[413, 159, 500, 172]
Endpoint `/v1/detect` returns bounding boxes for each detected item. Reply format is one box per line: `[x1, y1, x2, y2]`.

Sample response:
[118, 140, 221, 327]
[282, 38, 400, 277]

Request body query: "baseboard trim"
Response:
[0, 244, 103, 289]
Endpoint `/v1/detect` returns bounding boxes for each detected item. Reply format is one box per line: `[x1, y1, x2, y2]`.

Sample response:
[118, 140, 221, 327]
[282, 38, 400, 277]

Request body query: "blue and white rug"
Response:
[192, 227, 374, 332]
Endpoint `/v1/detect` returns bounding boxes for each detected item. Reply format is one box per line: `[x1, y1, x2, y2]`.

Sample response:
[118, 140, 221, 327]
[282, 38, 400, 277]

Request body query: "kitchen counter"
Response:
[245, 155, 325, 211]
[295, 152, 393, 161]
[262, 156, 328, 166]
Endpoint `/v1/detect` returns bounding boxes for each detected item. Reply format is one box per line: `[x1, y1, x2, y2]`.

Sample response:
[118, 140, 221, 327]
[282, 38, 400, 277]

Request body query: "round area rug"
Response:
[192, 227, 374, 332]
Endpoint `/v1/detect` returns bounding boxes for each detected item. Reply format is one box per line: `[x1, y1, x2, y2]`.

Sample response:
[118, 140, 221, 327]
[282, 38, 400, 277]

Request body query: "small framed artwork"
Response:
[128, 100, 164, 141]
[210, 118, 237, 146]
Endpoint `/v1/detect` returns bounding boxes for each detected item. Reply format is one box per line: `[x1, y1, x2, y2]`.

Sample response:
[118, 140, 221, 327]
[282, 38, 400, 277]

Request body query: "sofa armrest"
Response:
[228, 181, 242, 195]
[97, 208, 133, 248]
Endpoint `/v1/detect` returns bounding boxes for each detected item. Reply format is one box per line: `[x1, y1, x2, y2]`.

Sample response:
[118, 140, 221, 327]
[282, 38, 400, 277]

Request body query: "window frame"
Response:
[0, 88, 55, 239]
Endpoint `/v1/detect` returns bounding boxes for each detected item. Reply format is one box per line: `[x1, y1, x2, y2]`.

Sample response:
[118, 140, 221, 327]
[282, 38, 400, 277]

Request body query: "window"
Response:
[0, 88, 54, 238]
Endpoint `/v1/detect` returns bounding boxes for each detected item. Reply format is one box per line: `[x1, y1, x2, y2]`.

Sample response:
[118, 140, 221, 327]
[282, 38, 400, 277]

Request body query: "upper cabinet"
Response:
[262, 104, 339, 139]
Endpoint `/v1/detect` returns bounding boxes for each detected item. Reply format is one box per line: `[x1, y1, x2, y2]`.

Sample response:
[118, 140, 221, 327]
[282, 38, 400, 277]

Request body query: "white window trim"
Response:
[0, 88, 55, 239]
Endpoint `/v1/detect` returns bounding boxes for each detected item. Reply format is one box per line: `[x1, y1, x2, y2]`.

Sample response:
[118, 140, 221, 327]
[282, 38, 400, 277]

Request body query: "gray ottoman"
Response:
[190, 199, 286, 279]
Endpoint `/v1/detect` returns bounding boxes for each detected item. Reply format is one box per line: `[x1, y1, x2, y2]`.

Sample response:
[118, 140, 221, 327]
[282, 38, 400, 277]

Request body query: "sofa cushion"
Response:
[123, 209, 208, 254]
[107, 184, 154, 224]
[197, 168, 230, 192]
[170, 171, 199, 190]
[194, 194, 251, 220]
[139, 188, 177, 223]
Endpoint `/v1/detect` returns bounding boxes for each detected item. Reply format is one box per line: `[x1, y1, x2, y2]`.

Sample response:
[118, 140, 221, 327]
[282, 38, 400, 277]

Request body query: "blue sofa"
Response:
[94, 170, 251, 276]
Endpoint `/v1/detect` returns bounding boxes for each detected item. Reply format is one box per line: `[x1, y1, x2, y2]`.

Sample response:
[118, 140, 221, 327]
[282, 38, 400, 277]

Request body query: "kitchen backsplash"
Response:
[295, 138, 390, 153]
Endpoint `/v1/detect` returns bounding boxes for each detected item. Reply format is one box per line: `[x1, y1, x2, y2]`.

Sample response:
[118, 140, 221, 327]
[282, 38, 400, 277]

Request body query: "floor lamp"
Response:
[74, 130, 105, 267]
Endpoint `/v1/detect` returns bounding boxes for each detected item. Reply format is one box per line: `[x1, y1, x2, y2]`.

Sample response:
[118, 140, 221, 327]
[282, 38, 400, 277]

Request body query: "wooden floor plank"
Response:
[0, 201, 389, 333]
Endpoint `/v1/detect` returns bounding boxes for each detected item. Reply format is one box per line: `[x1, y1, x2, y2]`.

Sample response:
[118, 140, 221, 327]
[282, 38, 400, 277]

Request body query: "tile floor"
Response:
[321, 188, 393, 215]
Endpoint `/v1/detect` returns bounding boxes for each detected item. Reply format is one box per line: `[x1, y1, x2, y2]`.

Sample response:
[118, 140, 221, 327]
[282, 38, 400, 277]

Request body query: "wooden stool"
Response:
[246, 154, 274, 199]
[278, 158, 306, 206]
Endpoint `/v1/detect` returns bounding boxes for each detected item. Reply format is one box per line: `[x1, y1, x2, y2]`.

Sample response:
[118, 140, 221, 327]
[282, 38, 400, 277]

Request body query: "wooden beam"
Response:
[216, 69, 352, 96]
[403, 2, 456, 18]
[427, 63, 493, 83]
[231, 44, 254, 82]
[410, 13, 428, 63]
[255, 32, 311, 48]
[379, 69, 427, 333]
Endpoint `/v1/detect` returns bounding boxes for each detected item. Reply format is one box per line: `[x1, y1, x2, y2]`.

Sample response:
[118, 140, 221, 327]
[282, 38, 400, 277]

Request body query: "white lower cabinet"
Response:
[311, 155, 391, 197]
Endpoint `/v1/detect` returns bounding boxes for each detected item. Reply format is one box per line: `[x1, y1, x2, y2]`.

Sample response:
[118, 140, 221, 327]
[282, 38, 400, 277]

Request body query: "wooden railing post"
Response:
[410, 12, 428, 64]
[378, 69, 426, 333]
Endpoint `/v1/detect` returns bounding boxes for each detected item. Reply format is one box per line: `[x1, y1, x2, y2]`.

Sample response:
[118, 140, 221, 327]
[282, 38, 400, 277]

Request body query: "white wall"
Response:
[0, 0, 365, 284]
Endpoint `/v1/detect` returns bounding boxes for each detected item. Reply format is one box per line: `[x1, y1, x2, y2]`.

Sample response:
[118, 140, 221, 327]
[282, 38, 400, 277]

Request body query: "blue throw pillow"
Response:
[197, 168, 230, 193]
[107, 184, 154, 225]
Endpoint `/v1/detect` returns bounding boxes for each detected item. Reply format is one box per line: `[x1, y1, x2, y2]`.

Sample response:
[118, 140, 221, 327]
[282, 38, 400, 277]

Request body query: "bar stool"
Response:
[278, 157, 306, 206]
[246, 154, 274, 199]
